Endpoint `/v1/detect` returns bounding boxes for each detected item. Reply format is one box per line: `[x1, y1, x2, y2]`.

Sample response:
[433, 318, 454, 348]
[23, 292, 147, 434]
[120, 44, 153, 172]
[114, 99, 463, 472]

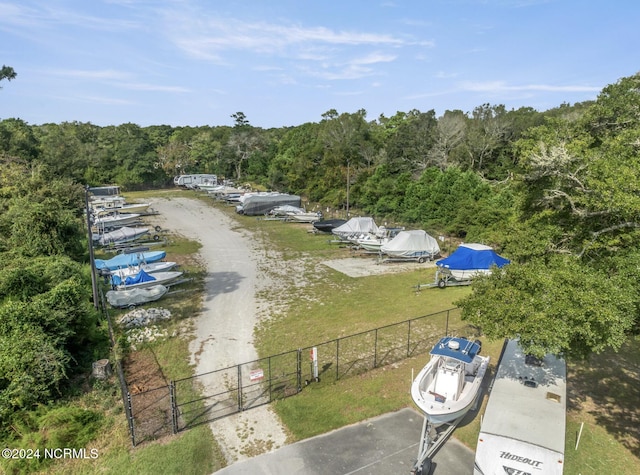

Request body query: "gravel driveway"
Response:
[148, 196, 288, 466]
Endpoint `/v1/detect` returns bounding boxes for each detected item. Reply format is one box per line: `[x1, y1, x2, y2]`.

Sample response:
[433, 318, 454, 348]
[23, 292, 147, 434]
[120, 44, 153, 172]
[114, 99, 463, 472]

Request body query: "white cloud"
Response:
[48, 69, 132, 80]
[117, 82, 191, 93]
[460, 80, 601, 93]
[164, 10, 413, 61]
[352, 52, 397, 65]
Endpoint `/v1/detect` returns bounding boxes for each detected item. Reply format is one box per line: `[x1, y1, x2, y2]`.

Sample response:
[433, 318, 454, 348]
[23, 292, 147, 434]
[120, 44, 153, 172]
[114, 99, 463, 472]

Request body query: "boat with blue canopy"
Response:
[95, 250, 166, 271]
[411, 336, 490, 425]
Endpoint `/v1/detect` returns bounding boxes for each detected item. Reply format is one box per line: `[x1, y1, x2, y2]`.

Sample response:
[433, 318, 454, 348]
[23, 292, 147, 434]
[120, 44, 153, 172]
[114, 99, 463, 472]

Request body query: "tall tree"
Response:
[457, 256, 636, 359]
[227, 112, 262, 181]
[0, 65, 16, 87]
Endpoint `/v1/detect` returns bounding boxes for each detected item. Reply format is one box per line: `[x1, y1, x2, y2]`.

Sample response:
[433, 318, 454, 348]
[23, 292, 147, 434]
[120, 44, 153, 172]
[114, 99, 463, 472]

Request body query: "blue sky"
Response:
[1, 0, 637, 128]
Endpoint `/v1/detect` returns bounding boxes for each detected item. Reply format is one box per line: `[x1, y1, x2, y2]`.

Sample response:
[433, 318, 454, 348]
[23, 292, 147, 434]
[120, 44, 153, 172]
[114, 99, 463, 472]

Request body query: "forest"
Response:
[1, 71, 639, 433]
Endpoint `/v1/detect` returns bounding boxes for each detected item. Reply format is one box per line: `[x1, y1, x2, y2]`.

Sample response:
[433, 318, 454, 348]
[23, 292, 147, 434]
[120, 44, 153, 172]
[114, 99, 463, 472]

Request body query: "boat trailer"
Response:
[411, 414, 465, 475]
[411, 374, 485, 474]
[415, 268, 473, 290]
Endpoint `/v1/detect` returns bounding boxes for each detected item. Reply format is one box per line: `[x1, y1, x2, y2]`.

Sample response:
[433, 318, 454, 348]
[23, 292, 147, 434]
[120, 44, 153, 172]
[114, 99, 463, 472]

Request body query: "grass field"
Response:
[20, 189, 638, 475]
[220, 195, 640, 475]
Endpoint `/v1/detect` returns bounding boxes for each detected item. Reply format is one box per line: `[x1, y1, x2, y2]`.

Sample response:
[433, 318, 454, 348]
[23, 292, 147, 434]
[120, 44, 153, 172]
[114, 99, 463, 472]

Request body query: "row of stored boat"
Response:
[88, 190, 185, 308]
[314, 216, 442, 263]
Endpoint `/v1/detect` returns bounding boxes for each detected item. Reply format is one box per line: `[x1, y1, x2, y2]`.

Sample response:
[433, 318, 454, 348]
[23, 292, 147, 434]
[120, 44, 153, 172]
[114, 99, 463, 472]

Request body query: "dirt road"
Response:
[148, 196, 288, 466]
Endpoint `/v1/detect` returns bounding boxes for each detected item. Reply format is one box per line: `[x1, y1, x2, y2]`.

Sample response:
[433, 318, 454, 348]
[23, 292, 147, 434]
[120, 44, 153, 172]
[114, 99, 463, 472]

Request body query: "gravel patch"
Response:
[322, 256, 436, 278]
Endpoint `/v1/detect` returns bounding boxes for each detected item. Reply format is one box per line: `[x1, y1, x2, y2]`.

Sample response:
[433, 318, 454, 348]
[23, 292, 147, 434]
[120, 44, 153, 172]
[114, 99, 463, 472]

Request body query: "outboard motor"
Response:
[474, 339, 482, 354]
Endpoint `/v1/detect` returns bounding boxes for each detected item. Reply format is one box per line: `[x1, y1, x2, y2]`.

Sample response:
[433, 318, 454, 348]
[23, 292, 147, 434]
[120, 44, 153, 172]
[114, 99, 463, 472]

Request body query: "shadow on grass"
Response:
[567, 338, 640, 457]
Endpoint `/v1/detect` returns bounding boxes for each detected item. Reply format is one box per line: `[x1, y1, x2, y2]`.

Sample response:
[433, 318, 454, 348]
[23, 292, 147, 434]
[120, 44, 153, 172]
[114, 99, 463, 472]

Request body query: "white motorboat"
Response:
[411, 336, 489, 425]
[286, 211, 322, 223]
[111, 270, 183, 290]
[106, 284, 168, 308]
[434, 243, 510, 287]
[356, 226, 404, 252]
[94, 226, 150, 246]
[109, 261, 178, 280]
[92, 211, 141, 229]
[380, 229, 440, 262]
[90, 196, 151, 214]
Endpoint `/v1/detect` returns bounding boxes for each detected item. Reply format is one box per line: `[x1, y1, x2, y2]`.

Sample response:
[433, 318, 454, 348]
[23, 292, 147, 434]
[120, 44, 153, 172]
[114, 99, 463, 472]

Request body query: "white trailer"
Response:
[173, 174, 217, 188]
[473, 339, 566, 475]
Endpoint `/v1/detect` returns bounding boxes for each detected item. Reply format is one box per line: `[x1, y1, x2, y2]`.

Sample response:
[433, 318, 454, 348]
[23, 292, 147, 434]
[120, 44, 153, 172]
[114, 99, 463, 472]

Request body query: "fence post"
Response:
[407, 319, 412, 357]
[296, 349, 302, 392]
[445, 309, 450, 336]
[374, 328, 378, 368]
[169, 380, 178, 434]
[126, 391, 136, 447]
[237, 365, 243, 411]
[268, 356, 273, 401]
[336, 339, 340, 380]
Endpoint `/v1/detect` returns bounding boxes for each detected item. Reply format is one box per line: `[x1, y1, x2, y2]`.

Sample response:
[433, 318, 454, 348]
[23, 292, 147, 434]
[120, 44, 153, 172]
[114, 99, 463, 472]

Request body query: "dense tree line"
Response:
[0, 158, 105, 432]
[0, 74, 639, 396]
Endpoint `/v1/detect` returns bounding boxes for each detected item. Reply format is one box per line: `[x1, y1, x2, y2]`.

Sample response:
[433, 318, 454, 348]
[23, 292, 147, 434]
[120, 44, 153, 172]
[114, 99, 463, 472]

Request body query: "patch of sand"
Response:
[147, 197, 288, 465]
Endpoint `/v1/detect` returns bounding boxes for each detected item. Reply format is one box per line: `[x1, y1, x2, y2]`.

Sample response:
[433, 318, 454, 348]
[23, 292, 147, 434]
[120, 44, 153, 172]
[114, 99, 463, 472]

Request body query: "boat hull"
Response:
[313, 219, 347, 233]
[110, 261, 178, 279]
[114, 271, 183, 290]
[95, 250, 167, 271]
[287, 212, 321, 223]
[411, 342, 490, 425]
[106, 284, 168, 308]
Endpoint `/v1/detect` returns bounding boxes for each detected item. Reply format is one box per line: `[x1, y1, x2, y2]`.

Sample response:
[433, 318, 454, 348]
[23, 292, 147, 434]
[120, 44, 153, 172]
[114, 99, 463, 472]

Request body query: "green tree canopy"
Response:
[457, 256, 636, 359]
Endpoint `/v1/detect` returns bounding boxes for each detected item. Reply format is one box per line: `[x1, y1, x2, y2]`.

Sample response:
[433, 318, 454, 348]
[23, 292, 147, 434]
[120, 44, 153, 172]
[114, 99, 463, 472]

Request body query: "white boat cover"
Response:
[96, 226, 149, 245]
[111, 270, 183, 289]
[110, 261, 178, 279]
[106, 284, 168, 308]
[239, 193, 302, 216]
[270, 205, 306, 216]
[380, 230, 440, 258]
[332, 217, 378, 239]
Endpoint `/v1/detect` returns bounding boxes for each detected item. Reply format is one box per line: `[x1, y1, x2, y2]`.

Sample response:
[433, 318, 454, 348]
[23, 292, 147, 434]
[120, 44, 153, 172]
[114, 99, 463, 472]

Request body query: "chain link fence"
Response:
[107, 306, 478, 445]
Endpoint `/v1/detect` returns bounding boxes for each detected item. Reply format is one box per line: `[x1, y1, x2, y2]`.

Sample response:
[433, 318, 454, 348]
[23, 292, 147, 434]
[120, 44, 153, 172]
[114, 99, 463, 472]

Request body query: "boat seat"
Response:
[434, 368, 460, 400]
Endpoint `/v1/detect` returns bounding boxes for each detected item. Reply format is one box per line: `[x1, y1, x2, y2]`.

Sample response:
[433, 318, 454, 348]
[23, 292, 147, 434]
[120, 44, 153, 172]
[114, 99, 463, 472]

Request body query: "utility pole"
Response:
[346, 160, 350, 218]
[85, 186, 99, 309]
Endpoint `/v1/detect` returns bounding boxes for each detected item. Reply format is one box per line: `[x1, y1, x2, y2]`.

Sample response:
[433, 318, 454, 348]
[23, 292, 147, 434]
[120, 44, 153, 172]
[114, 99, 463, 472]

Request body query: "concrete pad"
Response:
[322, 257, 436, 278]
[215, 408, 474, 474]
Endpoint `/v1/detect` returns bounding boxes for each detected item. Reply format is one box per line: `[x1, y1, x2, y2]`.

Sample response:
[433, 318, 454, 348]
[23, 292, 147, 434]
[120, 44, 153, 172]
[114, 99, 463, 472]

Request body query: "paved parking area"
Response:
[215, 408, 474, 475]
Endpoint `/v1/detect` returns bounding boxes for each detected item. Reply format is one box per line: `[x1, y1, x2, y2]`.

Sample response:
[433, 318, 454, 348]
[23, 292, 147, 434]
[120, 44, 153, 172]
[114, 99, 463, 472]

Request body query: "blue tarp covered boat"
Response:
[95, 250, 166, 271]
[111, 269, 157, 287]
[428, 243, 509, 288]
[436, 244, 509, 275]
[111, 269, 183, 289]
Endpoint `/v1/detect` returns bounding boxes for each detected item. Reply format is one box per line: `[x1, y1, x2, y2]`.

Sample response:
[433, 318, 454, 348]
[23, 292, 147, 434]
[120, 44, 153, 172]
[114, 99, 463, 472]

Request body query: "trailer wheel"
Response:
[154, 225, 162, 232]
[437, 279, 446, 289]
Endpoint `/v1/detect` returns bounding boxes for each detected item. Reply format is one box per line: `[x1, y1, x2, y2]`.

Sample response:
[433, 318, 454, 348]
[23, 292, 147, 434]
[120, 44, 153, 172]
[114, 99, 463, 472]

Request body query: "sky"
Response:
[1, 0, 638, 129]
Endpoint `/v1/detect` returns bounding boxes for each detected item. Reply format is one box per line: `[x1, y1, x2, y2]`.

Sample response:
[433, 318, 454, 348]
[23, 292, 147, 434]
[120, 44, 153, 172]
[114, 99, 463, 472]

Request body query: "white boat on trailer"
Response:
[92, 211, 141, 229]
[107, 261, 178, 280]
[286, 210, 322, 223]
[94, 226, 150, 246]
[410, 336, 490, 474]
[356, 226, 404, 252]
[111, 269, 183, 290]
[380, 229, 440, 263]
[106, 284, 168, 308]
